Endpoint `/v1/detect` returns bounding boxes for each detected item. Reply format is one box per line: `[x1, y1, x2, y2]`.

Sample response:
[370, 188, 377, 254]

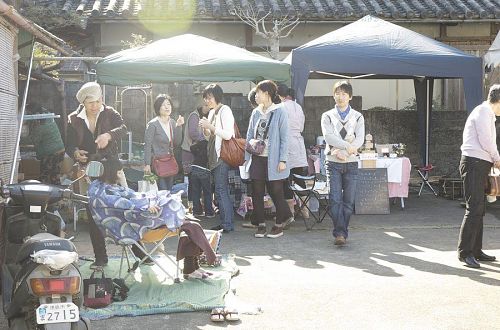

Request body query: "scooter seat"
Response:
[17, 233, 77, 264]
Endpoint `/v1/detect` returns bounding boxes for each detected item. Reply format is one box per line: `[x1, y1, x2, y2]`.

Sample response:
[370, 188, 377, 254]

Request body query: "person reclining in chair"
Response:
[88, 159, 219, 279]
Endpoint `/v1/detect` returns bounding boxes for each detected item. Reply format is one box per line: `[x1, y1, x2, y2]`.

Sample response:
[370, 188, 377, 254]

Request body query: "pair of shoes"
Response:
[193, 211, 204, 217]
[90, 260, 108, 270]
[184, 269, 212, 280]
[255, 226, 267, 238]
[334, 236, 346, 246]
[267, 226, 284, 238]
[211, 225, 232, 233]
[283, 217, 295, 230]
[210, 307, 240, 322]
[474, 251, 496, 262]
[459, 255, 480, 268]
[142, 257, 155, 266]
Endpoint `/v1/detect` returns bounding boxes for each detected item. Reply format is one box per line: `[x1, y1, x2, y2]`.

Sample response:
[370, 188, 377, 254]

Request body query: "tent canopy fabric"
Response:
[96, 34, 290, 86]
[284, 15, 483, 113]
[485, 31, 500, 68]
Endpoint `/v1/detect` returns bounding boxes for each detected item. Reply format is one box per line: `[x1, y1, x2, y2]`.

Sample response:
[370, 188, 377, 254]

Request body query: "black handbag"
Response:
[83, 270, 113, 308]
[246, 112, 274, 156]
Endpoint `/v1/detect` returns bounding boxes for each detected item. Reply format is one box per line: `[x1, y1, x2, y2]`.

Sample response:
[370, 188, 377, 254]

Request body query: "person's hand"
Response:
[494, 160, 500, 169]
[278, 161, 287, 172]
[74, 149, 88, 163]
[199, 118, 214, 133]
[346, 145, 358, 155]
[144, 165, 151, 174]
[95, 133, 112, 149]
[148, 204, 160, 214]
[176, 115, 185, 127]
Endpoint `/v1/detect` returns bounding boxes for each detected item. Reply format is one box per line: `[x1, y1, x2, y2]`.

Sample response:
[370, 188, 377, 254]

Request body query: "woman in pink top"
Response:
[278, 84, 309, 220]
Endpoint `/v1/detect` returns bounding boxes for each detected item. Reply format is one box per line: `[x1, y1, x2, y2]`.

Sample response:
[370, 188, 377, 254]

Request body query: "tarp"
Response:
[285, 15, 483, 165]
[284, 15, 483, 113]
[96, 34, 290, 86]
[485, 31, 500, 68]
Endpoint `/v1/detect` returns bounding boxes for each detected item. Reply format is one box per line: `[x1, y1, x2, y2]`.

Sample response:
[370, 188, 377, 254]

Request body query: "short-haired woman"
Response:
[278, 84, 309, 220]
[199, 84, 235, 233]
[144, 94, 184, 191]
[246, 80, 293, 238]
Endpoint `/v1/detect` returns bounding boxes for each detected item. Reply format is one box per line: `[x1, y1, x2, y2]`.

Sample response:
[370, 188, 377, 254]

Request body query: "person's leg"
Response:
[190, 171, 203, 215]
[86, 207, 108, 264]
[39, 155, 50, 184]
[267, 180, 292, 225]
[458, 157, 491, 258]
[251, 180, 266, 225]
[201, 172, 215, 216]
[213, 162, 233, 231]
[165, 176, 174, 191]
[327, 162, 344, 239]
[339, 162, 358, 239]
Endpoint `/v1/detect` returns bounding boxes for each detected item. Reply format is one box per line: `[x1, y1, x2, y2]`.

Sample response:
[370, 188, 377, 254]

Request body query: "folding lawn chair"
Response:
[289, 173, 330, 230]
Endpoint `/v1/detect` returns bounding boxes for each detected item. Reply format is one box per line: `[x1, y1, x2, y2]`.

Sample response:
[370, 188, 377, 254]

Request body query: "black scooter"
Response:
[0, 163, 100, 329]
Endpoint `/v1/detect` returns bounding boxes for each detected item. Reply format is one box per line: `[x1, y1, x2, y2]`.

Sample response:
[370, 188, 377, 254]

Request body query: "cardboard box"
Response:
[19, 159, 40, 180]
[361, 159, 377, 168]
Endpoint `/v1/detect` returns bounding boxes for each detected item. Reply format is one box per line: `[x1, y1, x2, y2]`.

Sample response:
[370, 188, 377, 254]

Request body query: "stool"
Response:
[415, 164, 438, 197]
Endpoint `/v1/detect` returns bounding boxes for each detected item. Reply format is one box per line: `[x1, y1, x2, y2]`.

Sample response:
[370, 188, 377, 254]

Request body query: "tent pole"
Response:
[10, 37, 35, 184]
[425, 79, 430, 167]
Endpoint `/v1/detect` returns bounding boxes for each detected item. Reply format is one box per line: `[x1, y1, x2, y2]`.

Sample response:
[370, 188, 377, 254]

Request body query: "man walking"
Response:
[458, 84, 500, 268]
[321, 81, 365, 246]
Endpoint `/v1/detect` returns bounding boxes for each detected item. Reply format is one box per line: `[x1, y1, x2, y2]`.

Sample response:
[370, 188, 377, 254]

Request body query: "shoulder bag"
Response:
[219, 108, 246, 168]
[245, 111, 274, 156]
[83, 270, 113, 308]
[152, 121, 179, 177]
[486, 168, 500, 196]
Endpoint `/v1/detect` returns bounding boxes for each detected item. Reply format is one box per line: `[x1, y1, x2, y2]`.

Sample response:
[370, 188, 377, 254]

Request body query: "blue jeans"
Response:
[191, 166, 214, 215]
[157, 176, 174, 191]
[212, 161, 234, 231]
[327, 161, 358, 238]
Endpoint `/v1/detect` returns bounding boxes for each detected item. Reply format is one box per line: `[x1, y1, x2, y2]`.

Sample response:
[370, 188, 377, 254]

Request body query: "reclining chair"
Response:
[88, 185, 185, 283]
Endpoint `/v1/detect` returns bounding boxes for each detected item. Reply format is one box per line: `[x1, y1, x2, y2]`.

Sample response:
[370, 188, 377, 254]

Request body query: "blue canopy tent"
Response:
[284, 16, 483, 166]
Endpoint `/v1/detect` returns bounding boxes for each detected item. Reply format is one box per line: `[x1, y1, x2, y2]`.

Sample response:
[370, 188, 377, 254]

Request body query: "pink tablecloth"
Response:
[387, 157, 411, 198]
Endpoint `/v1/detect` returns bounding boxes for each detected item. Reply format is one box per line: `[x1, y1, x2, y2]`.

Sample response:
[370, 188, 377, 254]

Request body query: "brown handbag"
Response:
[486, 168, 500, 196]
[152, 122, 179, 177]
[220, 122, 246, 168]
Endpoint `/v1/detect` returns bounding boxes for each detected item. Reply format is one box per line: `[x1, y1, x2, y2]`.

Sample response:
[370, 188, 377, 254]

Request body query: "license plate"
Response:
[36, 303, 79, 324]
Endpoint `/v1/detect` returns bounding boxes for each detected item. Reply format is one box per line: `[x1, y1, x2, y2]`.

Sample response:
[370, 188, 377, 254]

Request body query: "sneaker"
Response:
[193, 211, 205, 217]
[142, 258, 155, 266]
[283, 217, 295, 230]
[334, 236, 346, 246]
[267, 226, 284, 238]
[254, 226, 267, 238]
[211, 225, 232, 233]
[242, 222, 257, 228]
[90, 260, 108, 270]
[205, 212, 216, 218]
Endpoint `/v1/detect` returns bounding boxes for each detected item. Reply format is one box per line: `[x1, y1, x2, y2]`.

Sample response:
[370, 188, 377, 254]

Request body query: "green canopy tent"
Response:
[96, 34, 290, 85]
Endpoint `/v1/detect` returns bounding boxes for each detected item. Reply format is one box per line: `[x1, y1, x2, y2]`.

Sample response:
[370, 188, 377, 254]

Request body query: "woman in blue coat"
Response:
[245, 80, 294, 239]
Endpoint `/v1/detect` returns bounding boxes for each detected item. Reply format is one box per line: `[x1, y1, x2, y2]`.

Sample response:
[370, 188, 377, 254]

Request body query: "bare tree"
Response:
[230, 5, 299, 59]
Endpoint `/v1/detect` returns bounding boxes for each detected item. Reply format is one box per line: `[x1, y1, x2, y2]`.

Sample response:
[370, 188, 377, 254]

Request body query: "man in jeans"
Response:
[321, 81, 365, 246]
[457, 84, 500, 268]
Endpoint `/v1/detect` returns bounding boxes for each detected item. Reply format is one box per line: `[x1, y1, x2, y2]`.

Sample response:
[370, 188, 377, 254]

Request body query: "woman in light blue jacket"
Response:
[245, 80, 293, 239]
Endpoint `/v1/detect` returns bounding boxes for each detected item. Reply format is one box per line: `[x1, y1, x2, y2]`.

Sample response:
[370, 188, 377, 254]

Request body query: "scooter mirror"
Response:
[86, 161, 104, 178]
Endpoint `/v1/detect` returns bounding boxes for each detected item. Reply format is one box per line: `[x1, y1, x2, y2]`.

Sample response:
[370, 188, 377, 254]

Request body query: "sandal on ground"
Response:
[224, 308, 240, 321]
[183, 269, 212, 280]
[210, 308, 225, 322]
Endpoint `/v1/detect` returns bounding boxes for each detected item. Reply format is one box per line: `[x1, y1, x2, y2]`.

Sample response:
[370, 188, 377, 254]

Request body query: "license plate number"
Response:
[36, 303, 79, 324]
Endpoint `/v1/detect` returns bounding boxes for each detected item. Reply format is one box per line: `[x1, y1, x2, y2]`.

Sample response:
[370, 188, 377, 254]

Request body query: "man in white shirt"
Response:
[457, 84, 500, 268]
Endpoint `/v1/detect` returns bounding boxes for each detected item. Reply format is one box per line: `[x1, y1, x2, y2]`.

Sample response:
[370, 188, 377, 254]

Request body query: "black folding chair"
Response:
[289, 173, 330, 230]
